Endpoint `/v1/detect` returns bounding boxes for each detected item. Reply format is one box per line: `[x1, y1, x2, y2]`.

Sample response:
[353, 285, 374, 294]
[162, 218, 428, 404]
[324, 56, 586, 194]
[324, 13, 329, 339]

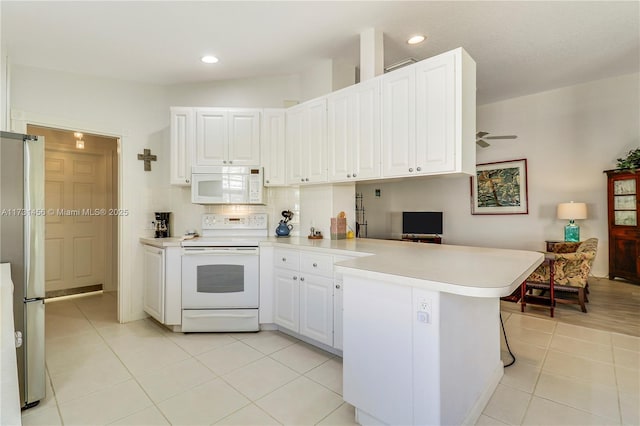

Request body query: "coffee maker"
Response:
[154, 212, 171, 238]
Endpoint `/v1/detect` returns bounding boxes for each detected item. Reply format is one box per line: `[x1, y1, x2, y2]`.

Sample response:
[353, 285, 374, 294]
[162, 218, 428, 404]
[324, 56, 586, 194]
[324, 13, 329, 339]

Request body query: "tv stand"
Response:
[401, 234, 442, 244]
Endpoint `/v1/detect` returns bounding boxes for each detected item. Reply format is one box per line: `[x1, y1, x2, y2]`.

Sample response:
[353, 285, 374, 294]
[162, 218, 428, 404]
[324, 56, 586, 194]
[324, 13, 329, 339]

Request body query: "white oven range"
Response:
[181, 213, 267, 332]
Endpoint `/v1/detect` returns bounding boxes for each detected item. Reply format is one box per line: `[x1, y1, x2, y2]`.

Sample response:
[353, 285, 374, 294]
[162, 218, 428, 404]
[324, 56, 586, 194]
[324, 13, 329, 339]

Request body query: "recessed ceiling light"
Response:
[201, 55, 219, 64]
[407, 35, 426, 45]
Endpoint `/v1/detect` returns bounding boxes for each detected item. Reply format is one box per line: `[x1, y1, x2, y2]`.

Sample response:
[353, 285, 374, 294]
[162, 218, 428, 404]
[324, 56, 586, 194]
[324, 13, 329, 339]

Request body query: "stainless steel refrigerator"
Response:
[0, 131, 45, 409]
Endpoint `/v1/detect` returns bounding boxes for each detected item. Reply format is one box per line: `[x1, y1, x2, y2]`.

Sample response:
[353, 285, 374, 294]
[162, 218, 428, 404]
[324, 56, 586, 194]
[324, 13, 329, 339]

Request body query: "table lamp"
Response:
[557, 202, 587, 242]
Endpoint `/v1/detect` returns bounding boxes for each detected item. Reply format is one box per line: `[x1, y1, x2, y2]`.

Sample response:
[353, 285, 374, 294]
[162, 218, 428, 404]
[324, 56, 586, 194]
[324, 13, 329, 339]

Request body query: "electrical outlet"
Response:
[417, 297, 431, 324]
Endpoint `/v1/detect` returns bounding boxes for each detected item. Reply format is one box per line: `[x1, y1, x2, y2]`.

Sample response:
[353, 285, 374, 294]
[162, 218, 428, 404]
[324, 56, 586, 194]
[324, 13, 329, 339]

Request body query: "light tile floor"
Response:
[20, 292, 640, 425]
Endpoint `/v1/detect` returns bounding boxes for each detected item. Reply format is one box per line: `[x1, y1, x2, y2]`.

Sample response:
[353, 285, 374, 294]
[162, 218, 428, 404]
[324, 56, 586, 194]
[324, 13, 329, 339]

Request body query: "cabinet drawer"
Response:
[300, 252, 334, 277]
[274, 249, 300, 271]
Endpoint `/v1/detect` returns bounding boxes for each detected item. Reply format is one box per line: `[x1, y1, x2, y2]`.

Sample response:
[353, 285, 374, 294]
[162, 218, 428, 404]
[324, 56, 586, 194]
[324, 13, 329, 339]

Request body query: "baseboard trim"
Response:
[462, 361, 504, 426]
[46, 284, 103, 299]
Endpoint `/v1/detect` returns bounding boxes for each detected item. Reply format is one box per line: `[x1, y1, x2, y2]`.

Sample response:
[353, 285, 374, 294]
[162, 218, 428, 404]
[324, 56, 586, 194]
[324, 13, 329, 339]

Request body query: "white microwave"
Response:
[191, 166, 264, 204]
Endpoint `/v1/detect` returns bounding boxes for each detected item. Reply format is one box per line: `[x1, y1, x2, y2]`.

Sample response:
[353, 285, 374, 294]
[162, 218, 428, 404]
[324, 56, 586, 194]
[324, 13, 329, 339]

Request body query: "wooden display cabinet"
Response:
[605, 169, 640, 283]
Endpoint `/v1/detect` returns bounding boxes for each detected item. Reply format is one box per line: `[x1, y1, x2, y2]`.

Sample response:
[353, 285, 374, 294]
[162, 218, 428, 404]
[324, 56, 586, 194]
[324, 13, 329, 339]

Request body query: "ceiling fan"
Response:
[476, 131, 518, 148]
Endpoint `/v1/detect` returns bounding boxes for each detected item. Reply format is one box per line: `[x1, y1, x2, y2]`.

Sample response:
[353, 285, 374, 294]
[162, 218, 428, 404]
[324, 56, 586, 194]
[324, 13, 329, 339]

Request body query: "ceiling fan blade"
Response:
[476, 139, 490, 148]
[484, 135, 517, 140]
[476, 131, 489, 138]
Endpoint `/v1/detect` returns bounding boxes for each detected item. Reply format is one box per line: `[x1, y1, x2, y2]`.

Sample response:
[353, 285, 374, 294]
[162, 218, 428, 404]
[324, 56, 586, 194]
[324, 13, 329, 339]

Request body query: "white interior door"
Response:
[45, 150, 106, 293]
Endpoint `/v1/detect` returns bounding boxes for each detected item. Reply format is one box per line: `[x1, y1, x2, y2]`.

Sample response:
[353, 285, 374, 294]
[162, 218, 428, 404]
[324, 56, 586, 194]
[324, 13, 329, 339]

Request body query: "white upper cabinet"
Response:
[382, 48, 476, 178]
[328, 79, 381, 182]
[170, 48, 475, 187]
[195, 108, 260, 166]
[286, 105, 305, 184]
[260, 109, 287, 186]
[169, 107, 194, 186]
[306, 99, 328, 183]
[228, 109, 261, 166]
[285, 98, 327, 185]
[382, 66, 416, 177]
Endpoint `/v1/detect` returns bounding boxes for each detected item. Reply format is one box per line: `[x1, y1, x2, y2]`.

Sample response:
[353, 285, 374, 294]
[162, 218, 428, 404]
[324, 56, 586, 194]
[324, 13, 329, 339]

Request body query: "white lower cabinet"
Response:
[299, 274, 334, 345]
[143, 245, 164, 323]
[274, 268, 300, 331]
[273, 248, 335, 347]
[141, 244, 182, 326]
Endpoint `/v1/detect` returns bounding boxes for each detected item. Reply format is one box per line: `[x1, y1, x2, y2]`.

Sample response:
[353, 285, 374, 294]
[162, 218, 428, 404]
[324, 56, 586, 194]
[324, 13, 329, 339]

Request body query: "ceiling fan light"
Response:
[407, 35, 426, 45]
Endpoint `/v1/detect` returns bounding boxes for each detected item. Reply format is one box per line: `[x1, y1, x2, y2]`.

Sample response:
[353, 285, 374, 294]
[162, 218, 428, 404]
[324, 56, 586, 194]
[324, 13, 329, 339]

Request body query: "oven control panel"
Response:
[202, 213, 268, 230]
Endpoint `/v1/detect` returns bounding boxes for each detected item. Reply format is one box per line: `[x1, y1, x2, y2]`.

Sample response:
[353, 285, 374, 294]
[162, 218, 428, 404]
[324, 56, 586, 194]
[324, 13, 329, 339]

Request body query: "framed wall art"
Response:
[470, 159, 529, 215]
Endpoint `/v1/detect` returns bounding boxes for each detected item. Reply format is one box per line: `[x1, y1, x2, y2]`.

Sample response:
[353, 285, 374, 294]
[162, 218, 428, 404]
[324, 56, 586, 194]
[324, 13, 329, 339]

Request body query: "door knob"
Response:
[335, 284, 341, 289]
[300, 277, 305, 282]
[347, 174, 351, 178]
[223, 160, 227, 164]
[416, 167, 421, 172]
[353, 173, 357, 177]
[409, 168, 413, 172]
[293, 276, 298, 280]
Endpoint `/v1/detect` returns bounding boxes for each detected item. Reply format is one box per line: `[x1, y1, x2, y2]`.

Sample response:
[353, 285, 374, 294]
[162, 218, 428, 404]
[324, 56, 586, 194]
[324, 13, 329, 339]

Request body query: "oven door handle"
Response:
[182, 248, 259, 255]
[184, 312, 257, 319]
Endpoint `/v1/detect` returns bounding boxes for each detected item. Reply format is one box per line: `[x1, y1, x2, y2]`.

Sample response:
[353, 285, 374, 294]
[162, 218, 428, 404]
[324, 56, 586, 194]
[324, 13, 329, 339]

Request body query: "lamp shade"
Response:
[557, 202, 587, 220]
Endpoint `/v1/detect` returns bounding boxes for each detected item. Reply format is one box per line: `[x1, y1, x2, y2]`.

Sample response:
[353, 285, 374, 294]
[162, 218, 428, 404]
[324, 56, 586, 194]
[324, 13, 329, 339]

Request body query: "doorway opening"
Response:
[27, 125, 119, 312]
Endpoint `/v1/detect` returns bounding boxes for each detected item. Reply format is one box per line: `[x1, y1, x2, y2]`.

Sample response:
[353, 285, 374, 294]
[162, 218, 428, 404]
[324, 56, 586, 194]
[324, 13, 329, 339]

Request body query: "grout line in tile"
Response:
[314, 401, 348, 426]
[530, 394, 622, 425]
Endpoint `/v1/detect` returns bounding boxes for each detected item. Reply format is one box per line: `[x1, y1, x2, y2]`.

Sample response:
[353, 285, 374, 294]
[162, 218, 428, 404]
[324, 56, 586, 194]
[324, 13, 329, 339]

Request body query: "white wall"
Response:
[9, 66, 305, 322]
[358, 73, 640, 277]
[167, 74, 301, 108]
[9, 64, 169, 322]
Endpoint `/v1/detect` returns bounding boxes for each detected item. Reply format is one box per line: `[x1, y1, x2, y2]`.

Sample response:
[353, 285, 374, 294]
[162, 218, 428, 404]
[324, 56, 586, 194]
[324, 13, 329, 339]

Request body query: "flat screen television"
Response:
[402, 211, 443, 235]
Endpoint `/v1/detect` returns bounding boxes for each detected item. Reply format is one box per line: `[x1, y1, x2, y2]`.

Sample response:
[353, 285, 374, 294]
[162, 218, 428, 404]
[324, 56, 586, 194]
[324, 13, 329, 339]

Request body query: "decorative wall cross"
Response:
[137, 149, 157, 171]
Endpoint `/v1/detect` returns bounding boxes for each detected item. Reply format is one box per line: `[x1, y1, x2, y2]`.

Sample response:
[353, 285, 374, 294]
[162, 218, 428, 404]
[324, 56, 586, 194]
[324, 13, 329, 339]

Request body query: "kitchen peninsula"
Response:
[262, 237, 543, 426]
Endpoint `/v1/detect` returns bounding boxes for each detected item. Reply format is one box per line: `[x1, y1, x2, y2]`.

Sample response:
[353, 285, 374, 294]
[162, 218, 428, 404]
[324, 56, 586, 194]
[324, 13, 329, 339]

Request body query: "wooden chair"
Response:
[521, 238, 598, 317]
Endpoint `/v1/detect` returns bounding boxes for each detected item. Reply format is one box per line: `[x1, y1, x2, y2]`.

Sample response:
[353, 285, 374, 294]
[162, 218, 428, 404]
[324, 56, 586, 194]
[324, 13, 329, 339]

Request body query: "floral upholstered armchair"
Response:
[522, 238, 598, 315]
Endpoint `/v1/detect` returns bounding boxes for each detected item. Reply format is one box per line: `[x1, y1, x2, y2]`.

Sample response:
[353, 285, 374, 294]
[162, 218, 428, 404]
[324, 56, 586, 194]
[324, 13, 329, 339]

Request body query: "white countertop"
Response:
[139, 237, 184, 248]
[263, 237, 543, 298]
[140, 235, 542, 298]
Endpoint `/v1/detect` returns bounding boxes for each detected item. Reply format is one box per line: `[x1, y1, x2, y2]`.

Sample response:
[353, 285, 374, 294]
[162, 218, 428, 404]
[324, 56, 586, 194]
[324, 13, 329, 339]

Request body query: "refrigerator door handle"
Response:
[24, 137, 45, 299]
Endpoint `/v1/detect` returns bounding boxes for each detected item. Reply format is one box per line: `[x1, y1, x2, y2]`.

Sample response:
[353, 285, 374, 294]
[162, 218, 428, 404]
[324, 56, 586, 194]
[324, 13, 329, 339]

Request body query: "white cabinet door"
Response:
[228, 109, 260, 166]
[143, 245, 165, 323]
[170, 107, 194, 186]
[196, 108, 228, 166]
[285, 99, 327, 185]
[416, 53, 455, 174]
[261, 109, 287, 186]
[274, 268, 300, 332]
[327, 90, 352, 182]
[353, 79, 381, 180]
[328, 80, 381, 183]
[285, 105, 305, 185]
[305, 98, 328, 183]
[299, 274, 334, 346]
[382, 67, 416, 177]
